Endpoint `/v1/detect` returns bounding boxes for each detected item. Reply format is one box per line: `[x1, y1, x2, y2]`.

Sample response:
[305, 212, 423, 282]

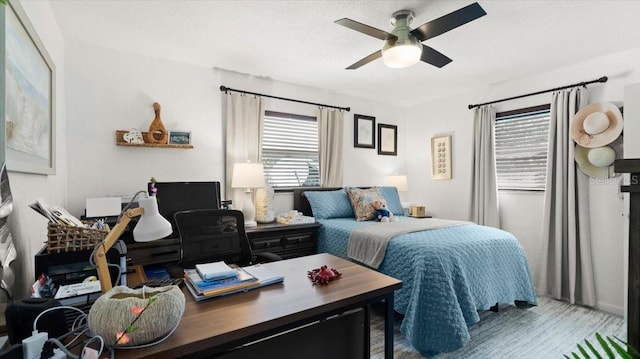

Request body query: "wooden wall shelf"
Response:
[115, 130, 193, 149]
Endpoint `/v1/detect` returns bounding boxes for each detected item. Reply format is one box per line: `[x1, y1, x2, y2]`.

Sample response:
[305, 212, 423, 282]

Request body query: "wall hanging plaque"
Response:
[431, 135, 452, 180]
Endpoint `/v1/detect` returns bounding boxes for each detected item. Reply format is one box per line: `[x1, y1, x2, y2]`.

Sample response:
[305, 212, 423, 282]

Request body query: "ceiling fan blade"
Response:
[346, 50, 382, 70]
[420, 45, 452, 68]
[335, 18, 396, 41]
[410, 2, 486, 42]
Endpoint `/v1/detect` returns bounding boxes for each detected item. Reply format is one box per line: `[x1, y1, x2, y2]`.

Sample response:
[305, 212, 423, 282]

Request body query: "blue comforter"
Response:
[317, 217, 537, 356]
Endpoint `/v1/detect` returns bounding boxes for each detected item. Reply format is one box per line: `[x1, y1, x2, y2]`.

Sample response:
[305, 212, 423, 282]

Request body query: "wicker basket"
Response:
[46, 222, 109, 253]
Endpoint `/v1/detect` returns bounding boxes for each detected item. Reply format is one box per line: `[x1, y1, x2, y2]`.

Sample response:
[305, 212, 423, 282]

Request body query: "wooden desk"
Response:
[115, 253, 402, 359]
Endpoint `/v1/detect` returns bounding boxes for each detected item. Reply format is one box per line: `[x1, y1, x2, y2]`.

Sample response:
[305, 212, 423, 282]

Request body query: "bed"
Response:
[293, 187, 537, 356]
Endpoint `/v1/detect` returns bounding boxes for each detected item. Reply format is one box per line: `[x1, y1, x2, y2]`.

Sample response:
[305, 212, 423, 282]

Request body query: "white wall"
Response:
[406, 47, 640, 315]
[65, 41, 224, 216]
[6, 0, 68, 300]
[63, 42, 407, 218]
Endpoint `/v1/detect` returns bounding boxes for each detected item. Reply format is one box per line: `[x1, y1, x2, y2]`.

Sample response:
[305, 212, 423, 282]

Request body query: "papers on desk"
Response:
[54, 281, 101, 299]
[184, 263, 284, 302]
[243, 264, 284, 286]
[30, 198, 86, 227]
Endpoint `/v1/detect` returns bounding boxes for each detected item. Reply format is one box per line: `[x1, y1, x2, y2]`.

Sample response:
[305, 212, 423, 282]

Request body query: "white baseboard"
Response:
[597, 301, 624, 317]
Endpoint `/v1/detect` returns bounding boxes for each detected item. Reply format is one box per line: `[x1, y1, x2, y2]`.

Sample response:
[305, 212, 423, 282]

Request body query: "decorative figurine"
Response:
[308, 265, 342, 285]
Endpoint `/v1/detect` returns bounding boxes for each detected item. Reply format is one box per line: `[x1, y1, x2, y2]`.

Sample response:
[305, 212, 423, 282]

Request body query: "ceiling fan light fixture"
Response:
[382, 40, 422, 68]
[381, 10, 422, 68]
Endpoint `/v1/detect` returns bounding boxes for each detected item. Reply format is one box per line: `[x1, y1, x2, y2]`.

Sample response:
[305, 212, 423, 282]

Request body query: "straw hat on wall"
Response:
[570, 102, 623, 148]
[574, 137, 623, 178]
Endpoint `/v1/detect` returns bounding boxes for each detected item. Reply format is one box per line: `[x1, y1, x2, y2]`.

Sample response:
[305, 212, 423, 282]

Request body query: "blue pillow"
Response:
[304, 190, 354, 219]
[377, 186, 404, 216]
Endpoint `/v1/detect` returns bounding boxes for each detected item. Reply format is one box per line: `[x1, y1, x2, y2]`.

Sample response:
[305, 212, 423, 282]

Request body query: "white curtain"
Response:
[317, 107, 344, 187]
[470, 105, 500, 228]
[538, 88, 596, 306]
[225, 93, 264, 205]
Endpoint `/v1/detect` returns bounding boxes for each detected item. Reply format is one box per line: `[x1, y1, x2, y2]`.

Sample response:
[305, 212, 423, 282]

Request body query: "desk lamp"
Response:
[94, 193, 172, 293]
[231, 162, 266, 228]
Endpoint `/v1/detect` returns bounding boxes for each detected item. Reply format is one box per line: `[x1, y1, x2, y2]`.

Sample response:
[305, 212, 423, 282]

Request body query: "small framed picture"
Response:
[168, 131, 191, 145]
[378, 124, 397, 156]
[354, 114, 375, 148]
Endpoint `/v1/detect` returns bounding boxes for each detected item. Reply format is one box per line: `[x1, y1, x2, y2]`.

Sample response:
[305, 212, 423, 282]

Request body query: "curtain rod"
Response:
[467, 76, 608, 110]
[219, 85, 351, 112]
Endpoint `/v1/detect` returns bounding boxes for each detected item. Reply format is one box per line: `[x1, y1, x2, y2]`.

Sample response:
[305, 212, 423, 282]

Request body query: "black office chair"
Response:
[174, 209, 281, 268]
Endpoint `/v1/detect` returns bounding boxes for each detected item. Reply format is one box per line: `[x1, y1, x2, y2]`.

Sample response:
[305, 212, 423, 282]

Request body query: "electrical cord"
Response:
[116, 190, 147, 223]
[87, 241, 123, 287]
[32, 305, 112, 359]
[33, 305, 86, 333]
[88, 190, 148, 289]
[31, 289, 184, 357]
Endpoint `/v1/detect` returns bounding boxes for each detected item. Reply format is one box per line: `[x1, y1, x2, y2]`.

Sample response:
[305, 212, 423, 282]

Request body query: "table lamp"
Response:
[385, 175, 408, 192]
[232, 162, 266, 228]
[94, 194, 172, 293]
[385, 174, 410, 215]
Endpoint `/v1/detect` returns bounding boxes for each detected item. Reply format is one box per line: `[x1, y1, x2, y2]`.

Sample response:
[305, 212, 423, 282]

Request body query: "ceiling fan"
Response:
[335, 2, 486, 69]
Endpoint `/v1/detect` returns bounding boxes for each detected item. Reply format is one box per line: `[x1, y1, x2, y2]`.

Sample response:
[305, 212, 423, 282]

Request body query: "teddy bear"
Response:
[372, 199, 397, 222]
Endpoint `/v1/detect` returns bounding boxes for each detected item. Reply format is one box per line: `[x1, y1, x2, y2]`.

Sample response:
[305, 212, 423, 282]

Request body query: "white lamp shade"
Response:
[232, 162, 266, 189]
[133, 196, 173, 242]
[385, 175, 408, 192]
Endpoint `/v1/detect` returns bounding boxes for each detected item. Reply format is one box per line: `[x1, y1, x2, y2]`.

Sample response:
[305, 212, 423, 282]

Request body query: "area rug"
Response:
[369, 296, 626, 358]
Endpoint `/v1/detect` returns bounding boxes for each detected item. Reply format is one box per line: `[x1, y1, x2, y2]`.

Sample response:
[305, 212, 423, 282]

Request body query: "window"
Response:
[261, 111, 319, 188]
[495, 105, 551, 191]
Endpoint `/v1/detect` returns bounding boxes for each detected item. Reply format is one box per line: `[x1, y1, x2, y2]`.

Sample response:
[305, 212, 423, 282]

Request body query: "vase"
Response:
[255, 186, 275, 223]
[147, 102, 168, 144]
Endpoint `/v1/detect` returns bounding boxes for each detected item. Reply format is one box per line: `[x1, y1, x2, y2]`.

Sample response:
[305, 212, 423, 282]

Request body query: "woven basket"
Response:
[46, 222, 108, 253]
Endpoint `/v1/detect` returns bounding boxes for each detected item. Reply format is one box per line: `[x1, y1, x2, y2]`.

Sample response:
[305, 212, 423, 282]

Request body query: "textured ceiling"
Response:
[49, 0, 640, 107]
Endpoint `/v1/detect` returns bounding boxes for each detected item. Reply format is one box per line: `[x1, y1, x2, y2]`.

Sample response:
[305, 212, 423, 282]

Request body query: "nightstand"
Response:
[246, 222, 321, 259]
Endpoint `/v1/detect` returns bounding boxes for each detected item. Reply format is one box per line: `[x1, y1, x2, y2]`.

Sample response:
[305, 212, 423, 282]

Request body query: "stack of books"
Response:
[184, 261, 284, 302]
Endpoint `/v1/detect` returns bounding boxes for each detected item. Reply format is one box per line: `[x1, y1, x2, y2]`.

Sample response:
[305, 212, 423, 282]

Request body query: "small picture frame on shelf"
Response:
[168, 131, 191, 145]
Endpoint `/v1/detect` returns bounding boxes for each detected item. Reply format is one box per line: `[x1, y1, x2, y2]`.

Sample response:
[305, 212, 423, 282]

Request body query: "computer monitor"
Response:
[147, 181, 221, 232]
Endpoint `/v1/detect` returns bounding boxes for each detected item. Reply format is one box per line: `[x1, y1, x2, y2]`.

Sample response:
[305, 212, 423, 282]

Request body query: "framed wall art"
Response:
[378, 124, 397, 156]
[168, 131, 192, 145]
[354, 114, 375, 148]
[431, 135, 452, 179]
[5, 0, 56, 175]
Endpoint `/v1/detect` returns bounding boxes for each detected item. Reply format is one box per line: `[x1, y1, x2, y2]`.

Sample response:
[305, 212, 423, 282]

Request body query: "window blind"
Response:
[495, 108, 550, 190]
[262, 111, 320, 188]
